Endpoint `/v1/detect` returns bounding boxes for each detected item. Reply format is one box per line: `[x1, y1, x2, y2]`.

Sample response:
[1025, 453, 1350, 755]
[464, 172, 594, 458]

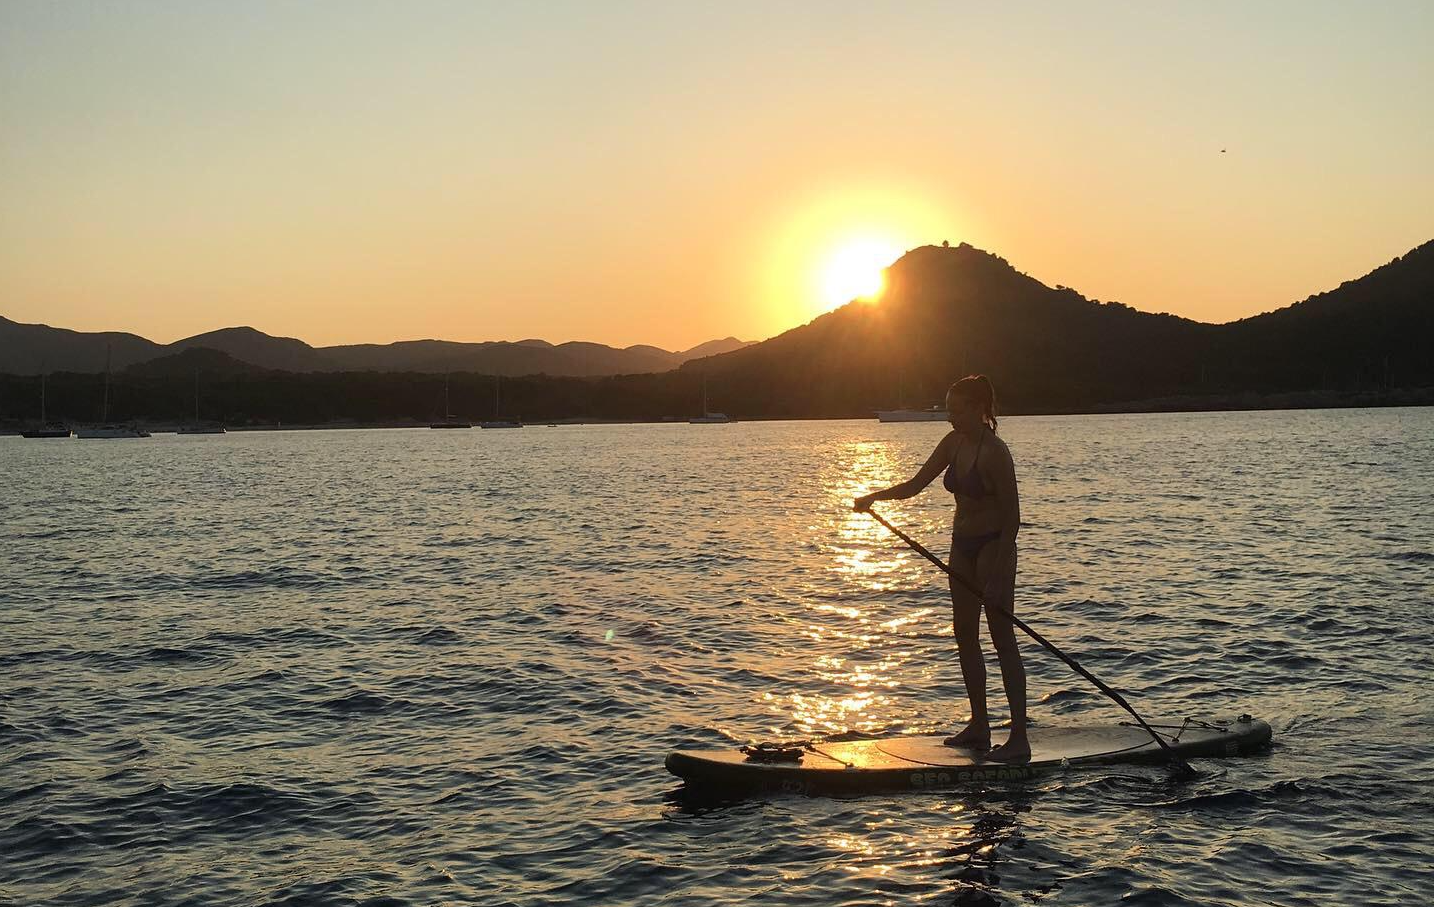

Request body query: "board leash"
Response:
[864, 507, 1199, 777]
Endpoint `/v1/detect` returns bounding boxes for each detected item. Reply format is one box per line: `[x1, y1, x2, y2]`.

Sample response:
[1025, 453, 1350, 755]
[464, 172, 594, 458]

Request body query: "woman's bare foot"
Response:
[985, 733, 1031, 763]
[942, 720, 991, 750]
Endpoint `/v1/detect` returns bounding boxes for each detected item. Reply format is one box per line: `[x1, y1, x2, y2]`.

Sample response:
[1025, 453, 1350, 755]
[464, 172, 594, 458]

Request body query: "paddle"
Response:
[863, 506, 1199, 777]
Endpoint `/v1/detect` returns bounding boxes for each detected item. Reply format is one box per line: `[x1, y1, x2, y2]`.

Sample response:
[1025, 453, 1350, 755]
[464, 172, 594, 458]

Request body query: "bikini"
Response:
[945, 430, 1001, 562]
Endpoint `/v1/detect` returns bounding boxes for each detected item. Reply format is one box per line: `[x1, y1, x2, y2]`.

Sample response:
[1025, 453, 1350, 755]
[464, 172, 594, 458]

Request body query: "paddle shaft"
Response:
[864, 507, 1196, 775]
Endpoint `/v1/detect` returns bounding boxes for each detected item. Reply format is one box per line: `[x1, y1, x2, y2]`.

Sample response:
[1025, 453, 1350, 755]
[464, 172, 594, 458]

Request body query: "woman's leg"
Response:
[943, 539, 989, 749]
[978, 542, 1029, 761]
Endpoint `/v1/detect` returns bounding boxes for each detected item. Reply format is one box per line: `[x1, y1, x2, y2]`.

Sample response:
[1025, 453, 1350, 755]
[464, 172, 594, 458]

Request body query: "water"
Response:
[2, 410, 1432, 906]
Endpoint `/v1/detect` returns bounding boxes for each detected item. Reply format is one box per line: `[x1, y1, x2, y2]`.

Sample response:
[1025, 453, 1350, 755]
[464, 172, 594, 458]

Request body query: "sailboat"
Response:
[430, 375, 471, 429]
[875, 406, 948, 422]
[178, 369, 226, 434]
[76, 346, 150, 439]
[20, 372, 72, 438]
[688, 375, 731, 424]
[478, 374, 522, 429]
[874, 363, 946, 421]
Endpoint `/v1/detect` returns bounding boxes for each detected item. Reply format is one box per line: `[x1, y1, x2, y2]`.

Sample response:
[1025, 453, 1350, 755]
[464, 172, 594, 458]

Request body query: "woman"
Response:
[854, 375, 1028, 761]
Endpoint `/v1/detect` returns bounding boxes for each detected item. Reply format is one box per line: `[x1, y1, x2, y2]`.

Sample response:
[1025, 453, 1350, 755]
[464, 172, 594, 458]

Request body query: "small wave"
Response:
[1152, 778, 1343, 812]
[1, 816, 90, 858]
[145, 566, 364, 593]
[199, 626, 348, 650]
[416, 626, 463, 645]
[377, 624, 463, 645]
[1039, 689, 1092, 704]
[0, 781, 53, 808]
[1387, 550, 1433, 562]
[88, 781, 324, 834]
[316, 690, 409, 716]
[0, 719, 44, 743]
[99, 737, 150, 757]
[144, 645, 217, 665]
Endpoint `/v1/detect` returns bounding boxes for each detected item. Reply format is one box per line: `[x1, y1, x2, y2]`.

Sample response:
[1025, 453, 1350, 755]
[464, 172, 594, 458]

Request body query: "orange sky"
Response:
[2, 3, 1431, 350]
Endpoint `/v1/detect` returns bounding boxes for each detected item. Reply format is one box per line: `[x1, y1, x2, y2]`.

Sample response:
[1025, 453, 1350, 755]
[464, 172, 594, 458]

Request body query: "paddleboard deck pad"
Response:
[666, 715, 1272, 795]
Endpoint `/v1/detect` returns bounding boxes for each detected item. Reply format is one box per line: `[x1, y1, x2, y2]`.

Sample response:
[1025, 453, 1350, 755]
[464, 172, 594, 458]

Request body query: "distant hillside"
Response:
[122, 346, 270, 378]
[1218, 240, 1434, 391]
[0, 316, 162, 373]
[680, 243, 1222, 416]
[320, 338, 719, 375]
[675, 240, 1432, 417]
[166, 327, 333, 372]
[0, 316, 752, 377]
[319, 336, 749, 374]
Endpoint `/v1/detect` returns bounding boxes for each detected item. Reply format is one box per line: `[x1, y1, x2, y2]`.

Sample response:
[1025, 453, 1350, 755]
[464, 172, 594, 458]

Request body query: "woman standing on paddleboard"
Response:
[854, 375, 1029, 762]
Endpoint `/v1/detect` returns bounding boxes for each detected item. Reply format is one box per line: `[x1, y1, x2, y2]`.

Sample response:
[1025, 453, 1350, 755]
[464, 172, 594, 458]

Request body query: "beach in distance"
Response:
[3, 408, 1432, 905]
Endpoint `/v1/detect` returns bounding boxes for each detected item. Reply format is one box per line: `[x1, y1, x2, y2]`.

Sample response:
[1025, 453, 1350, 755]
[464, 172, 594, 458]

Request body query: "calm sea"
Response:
[3, 409, 1432, 906]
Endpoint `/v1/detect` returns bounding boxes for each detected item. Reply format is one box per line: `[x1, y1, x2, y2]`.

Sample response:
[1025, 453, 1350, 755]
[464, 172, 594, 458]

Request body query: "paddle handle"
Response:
[863, 507, 1197, 776]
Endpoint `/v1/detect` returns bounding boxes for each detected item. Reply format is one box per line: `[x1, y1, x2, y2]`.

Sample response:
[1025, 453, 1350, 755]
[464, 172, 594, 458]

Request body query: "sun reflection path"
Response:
[828, 440, 921, 590]
[765, 439, 958, 739]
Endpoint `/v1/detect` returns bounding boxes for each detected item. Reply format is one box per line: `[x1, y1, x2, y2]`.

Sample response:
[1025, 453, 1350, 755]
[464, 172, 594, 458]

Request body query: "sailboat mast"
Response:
[102, 345, 111, 423]
[40, 372, 46, 423]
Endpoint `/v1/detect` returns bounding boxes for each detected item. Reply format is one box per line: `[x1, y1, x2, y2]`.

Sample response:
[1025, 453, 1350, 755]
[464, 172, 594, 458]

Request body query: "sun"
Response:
[818, 237, 902, 310]
[752, 180, 958, 329]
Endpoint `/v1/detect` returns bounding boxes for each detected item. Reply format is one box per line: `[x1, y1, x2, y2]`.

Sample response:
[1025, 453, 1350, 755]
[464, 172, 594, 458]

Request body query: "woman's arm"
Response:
[853, 432, 955, 511]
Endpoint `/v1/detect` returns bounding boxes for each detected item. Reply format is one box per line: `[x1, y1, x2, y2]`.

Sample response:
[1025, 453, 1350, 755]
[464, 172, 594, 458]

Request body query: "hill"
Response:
[680, 243, 1222, 416]
[121, 346, 271, 378]
[165, 327, 332, 372]
[0, 316, 162, 374]
[677, 240, 1431, 417]
[0, 316, 752, 377]
[1218, 240, 1434, 391]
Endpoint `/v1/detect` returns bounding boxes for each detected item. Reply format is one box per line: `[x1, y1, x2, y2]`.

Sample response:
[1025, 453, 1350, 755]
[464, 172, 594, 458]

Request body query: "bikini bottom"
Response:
[951, 531, 1001, 564]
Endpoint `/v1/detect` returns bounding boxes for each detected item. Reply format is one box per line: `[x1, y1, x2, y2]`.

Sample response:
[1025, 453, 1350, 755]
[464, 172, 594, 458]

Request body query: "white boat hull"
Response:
[76, 425, 151, 439]
[876, 409, 948, 423]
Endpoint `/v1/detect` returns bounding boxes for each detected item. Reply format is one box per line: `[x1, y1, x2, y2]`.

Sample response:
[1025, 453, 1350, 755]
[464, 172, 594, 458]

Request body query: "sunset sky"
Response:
[2, 1, 1431, 350]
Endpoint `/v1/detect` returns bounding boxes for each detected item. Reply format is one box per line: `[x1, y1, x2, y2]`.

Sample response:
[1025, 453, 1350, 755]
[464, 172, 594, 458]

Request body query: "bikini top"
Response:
[943, 430, 988, 498]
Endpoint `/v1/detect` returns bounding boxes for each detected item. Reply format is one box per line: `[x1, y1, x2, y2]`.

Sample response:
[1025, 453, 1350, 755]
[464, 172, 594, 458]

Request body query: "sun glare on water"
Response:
[818, 238, 902, 311]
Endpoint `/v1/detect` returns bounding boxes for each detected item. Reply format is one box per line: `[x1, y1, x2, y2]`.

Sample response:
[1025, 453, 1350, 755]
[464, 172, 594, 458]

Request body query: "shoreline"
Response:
[3, 389, 1432, 436]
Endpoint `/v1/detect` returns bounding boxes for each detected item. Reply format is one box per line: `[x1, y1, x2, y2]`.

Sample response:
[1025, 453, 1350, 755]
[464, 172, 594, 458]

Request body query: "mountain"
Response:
[167, 326, 334, 372]
[677, 337, 749, 359]
[324, 339, 669, 375]
[679, 243, 1220, 416]
[678, 239, 1432, 417]
[0, 316, 753, 377]
[121, 346, 271, 378]
[319, 336, 751, 374]
[1217, 240, 1434, 391]
[0, 316, 162, 374]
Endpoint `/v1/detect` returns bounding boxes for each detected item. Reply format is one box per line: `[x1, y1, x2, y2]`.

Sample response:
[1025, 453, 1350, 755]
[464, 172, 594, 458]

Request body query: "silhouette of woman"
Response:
[854, 375, 1028, 761]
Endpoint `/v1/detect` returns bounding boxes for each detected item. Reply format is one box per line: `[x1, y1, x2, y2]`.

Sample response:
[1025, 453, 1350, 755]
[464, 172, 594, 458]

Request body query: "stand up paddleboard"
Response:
[666, 715, 1271, 795]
